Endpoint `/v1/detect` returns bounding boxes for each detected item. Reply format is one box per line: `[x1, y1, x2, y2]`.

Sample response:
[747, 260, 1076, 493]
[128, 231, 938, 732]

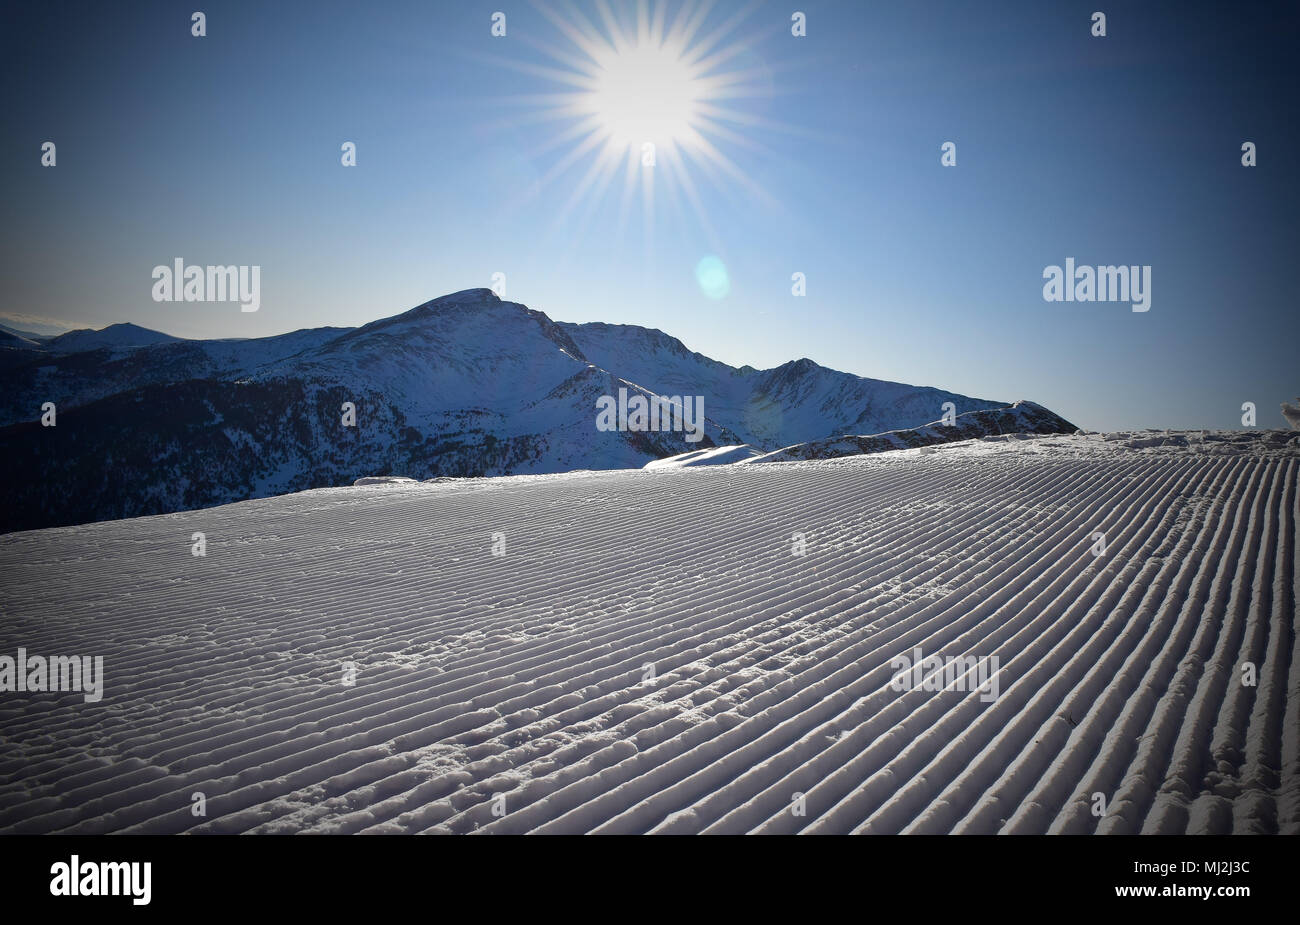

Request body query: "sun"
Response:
[585, 40, 701, 152]
[487, 0, 784, 241]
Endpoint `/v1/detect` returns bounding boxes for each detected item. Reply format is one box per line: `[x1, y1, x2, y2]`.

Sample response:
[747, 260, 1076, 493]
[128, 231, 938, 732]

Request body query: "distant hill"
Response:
[45, 322, 181, 353]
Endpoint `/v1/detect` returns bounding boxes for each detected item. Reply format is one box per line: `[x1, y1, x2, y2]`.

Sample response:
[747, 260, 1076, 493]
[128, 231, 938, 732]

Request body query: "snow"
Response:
[559, 320, 1012, 449]
[1, 431, 1295, 834]
[644, 445, 763, 469]
[742, 400, 1078, 465]
[1283, 399, 1300, 431]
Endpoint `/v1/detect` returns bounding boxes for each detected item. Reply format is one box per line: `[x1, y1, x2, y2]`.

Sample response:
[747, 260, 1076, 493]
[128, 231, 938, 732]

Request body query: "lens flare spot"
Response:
[695, 256, 730, 300]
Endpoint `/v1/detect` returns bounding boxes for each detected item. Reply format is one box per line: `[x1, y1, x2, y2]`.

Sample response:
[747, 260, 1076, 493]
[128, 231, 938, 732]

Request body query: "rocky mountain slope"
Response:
[0, 289, 1075, 531]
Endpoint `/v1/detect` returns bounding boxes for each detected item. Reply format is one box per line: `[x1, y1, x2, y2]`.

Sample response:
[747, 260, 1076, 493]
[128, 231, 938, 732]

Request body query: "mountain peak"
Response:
[427, 288, 501, 306]
[47, 322, 179, 352]
[386, 288, 503, 323]
[765, 356, 822, 380]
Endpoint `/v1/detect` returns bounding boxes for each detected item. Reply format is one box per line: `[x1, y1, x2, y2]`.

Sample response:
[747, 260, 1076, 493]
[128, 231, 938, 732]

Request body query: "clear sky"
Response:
[3, 0, 1297, 430]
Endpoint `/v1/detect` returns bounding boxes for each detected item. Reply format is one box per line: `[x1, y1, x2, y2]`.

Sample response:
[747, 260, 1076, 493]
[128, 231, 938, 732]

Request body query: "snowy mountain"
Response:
[0, 328, 41, 350]
[0, 288, 1075, 532]
[557, 321, 1017, 448]
[45, 322, 181, 353]
[743, 401, 1077, 463]
[645, 402, 1077, 468]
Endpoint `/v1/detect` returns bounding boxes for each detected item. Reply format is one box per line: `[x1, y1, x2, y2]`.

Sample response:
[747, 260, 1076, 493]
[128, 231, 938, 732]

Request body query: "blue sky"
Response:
[3, 0, 1297, 430]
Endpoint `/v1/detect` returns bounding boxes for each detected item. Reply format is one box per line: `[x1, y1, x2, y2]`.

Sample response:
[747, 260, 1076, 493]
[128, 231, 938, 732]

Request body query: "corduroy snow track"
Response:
[1, 430, 1296, 834]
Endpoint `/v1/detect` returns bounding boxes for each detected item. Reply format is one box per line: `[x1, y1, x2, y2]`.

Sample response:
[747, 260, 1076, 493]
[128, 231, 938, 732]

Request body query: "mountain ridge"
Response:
[0, 288, 1076, 532]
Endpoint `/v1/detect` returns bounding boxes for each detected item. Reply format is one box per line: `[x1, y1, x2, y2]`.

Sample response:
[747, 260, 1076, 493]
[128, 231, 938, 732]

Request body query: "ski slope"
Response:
[0, 430, 1296, 834]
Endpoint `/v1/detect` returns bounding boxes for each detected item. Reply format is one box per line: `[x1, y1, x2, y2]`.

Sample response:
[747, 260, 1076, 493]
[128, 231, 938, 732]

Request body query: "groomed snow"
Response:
[0, 431, 1296, 834]
[643, 445, 764, 469]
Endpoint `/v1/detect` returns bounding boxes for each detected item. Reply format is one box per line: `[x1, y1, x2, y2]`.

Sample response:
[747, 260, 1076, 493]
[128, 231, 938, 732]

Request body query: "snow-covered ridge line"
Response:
[0, 431, 1295, 834]
[0, 289, 1075, 533]
[747, 400, 1073, 462]
[643, 400, 1077, 468]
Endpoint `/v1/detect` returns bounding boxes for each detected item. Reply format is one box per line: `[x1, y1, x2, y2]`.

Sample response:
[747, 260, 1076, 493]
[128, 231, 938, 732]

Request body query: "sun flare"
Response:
[585, 41, 701, 151]
[492, 0, 781, 240]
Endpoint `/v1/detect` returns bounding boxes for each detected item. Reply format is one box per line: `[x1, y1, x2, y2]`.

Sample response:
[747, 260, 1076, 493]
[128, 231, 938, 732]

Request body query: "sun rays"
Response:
[495, 0, 780, 247]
